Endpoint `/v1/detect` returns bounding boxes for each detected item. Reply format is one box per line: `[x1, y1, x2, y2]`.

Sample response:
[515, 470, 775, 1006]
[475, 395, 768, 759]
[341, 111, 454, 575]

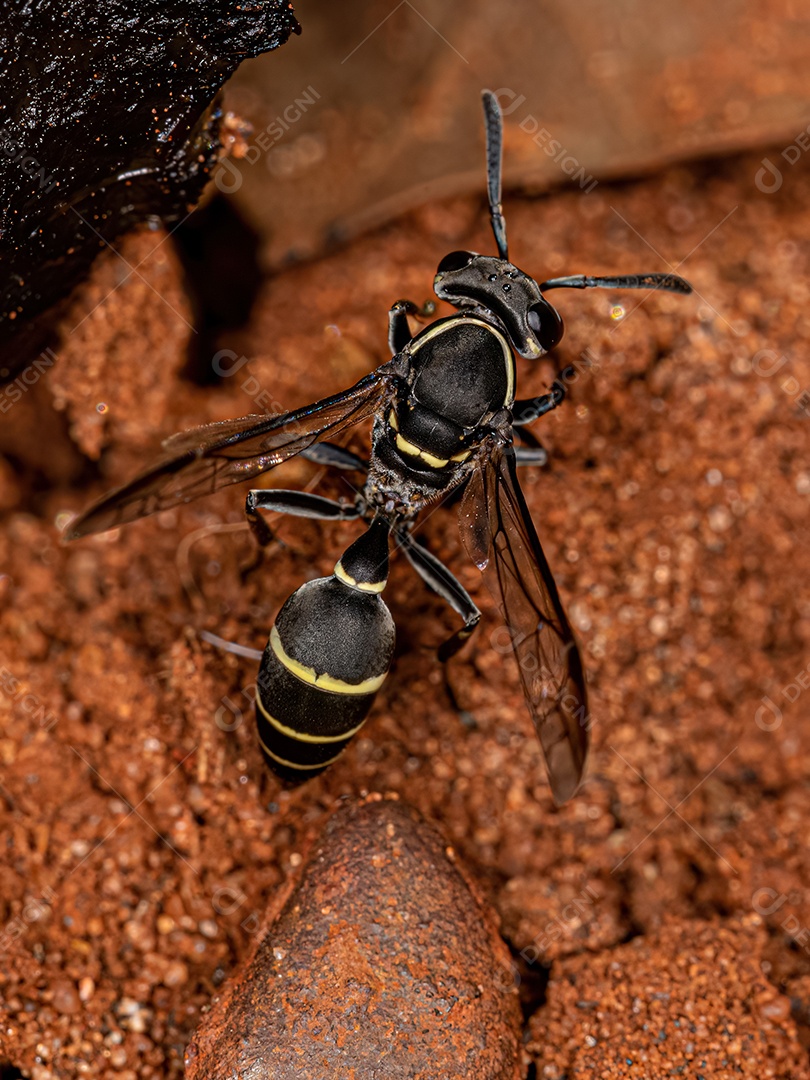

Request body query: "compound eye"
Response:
[527, 300, 564, 352]
[436, 250, 474, 274]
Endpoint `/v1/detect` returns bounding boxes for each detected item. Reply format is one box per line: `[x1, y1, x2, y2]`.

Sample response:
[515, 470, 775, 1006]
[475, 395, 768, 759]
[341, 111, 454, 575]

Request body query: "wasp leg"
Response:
[388, 298, 436, 354]
[199, 630, 264, 662]
[244, 489, 361, 577]
[514, 445, 549, 466]
[511, 365, 573, 426]
[397, 529, 480, 727]
[246, 488, 360, 544]
[513, 425, 549, 467]
[512, 367, 574, 464]
[300, 442, 368, 472]
[396, 530, 480, 661]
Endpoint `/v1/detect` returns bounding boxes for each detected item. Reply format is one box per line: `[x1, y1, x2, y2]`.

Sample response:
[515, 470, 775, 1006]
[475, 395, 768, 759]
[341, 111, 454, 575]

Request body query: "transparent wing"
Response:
[459, 442, 589, 803]
[67, 366, 397, 539]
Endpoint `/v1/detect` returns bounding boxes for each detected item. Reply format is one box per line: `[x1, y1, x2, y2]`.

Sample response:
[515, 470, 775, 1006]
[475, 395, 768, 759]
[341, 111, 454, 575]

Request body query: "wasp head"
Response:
[434, 251, 564, 359]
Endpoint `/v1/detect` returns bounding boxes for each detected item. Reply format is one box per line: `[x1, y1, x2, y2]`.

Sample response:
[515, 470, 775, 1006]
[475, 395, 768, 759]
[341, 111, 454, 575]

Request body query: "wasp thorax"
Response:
[409, 318, 515, 427]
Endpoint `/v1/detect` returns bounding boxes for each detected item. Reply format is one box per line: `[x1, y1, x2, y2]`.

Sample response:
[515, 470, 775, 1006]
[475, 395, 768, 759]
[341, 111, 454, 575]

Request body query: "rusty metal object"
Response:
[185, 795, 522, 1080]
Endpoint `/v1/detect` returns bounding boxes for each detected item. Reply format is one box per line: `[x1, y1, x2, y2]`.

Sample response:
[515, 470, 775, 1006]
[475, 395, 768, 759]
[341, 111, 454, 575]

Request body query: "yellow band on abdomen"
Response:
[269, 626, 387, 695]
[257, 731, 345, 770]
[256, 692, 368, 744]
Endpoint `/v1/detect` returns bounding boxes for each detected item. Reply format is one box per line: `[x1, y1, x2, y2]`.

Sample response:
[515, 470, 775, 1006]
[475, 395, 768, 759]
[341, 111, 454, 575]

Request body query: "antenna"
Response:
[481, 90, 509, 261]
[540, 273, 693, 295]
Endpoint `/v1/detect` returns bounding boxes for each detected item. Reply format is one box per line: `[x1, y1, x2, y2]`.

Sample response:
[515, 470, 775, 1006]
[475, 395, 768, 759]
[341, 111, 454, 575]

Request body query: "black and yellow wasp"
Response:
[67, 91, 691, 802]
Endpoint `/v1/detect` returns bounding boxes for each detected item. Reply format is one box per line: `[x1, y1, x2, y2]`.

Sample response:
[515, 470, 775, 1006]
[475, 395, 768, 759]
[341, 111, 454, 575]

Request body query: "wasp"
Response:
[66, 91, 691, 802]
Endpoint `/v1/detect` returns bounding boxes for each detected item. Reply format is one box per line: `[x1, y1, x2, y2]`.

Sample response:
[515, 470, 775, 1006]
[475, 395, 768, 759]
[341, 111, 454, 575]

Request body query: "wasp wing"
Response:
[459, 442, 589, 803]
[66, 366, 397, 539]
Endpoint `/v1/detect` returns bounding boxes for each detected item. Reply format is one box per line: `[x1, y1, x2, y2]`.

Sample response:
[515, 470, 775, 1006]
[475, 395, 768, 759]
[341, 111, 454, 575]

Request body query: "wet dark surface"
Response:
[0, 0, 300, 380]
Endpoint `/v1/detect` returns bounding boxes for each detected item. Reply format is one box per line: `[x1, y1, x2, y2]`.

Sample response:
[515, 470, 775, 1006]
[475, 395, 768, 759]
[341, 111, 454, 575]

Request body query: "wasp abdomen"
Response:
[256, 518, 394, 780]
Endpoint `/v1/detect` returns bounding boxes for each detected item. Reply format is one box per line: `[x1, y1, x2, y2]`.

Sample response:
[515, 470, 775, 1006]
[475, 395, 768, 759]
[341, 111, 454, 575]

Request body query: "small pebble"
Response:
[51, 981, 80, 1015]
[163, 961, 188, 988]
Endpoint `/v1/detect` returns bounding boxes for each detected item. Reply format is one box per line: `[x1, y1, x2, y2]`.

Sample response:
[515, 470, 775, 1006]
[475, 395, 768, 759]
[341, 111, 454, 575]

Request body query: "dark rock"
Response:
[0, 0, 300, 379]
